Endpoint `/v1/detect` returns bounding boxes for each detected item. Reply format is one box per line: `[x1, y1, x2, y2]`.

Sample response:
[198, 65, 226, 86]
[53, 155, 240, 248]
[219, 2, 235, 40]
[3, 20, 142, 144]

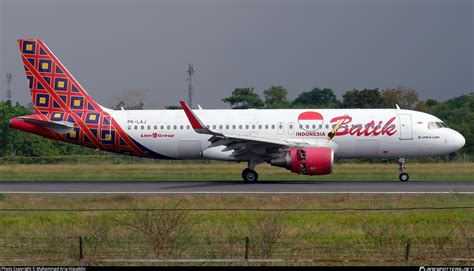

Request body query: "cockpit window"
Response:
[428, 121, 447, 129]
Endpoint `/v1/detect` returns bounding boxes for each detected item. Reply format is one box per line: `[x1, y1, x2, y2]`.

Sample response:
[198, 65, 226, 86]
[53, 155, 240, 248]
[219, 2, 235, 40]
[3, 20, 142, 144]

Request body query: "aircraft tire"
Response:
[399, 172, 409, 182]
[242, 168, 259, 183]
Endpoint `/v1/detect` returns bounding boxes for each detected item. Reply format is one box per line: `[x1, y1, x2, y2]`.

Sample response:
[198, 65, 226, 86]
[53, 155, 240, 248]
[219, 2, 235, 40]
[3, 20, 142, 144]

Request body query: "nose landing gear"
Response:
[398, 158, 409, 182]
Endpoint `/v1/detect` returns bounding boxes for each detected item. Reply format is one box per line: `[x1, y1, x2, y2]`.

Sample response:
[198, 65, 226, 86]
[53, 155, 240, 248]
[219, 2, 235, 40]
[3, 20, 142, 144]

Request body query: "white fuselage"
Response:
[109, 108, 465, 161]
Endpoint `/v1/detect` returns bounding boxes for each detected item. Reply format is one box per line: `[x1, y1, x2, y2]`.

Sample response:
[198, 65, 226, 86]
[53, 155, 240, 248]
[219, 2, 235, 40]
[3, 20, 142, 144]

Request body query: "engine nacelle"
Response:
[271, 147, 333, 175]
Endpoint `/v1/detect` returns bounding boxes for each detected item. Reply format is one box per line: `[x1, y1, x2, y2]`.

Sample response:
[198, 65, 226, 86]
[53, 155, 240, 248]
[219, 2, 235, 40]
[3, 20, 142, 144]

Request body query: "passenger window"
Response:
[187, 125, 190, 129]
[265, 125, 268, 129]
[213, 125, 216, 129]
[289, 124, 293, 129]
[127, 125, 131, 130]
[246, 125, 249, 129]
[232, 125, 236, 129]
[173, 125, 177, 130]
[279, 125, 283, 129]
[258, 125, 262, 129]
[161, 125, 164, 130]
[141, 125, 144, 130]
[319, 124, 322, 129]
[154, 125, 157, 130]
[134, 125, 138, 130]
[252, 125, 255, 129]
[167, 125, 170, 130]
[219, 125, 223, 129]
[147, 125, 151, 130]
[272, 125, 275, 129]
[299, 125, 303, 129]
[325, 124, 329, 129]
[180, 125, 183, 130]
[306, 124, 309, 129]
[226, 125, 229, 129]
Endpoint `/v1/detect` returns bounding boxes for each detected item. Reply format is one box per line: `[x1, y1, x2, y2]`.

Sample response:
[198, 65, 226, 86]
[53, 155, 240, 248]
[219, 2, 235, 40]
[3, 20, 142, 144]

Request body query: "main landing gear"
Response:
[242, 168, 258, 183]
[398, 158, 409, 182]
[242, 160, 260, 183]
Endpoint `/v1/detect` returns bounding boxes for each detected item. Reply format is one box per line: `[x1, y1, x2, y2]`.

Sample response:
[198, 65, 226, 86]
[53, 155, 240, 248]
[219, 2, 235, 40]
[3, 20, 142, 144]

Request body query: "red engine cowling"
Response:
[271, 147, 333, 175]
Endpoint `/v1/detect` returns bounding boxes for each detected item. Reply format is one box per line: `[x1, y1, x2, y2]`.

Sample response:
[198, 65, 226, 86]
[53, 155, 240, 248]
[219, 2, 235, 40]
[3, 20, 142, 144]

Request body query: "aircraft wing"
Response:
[179, 101, 307, 159]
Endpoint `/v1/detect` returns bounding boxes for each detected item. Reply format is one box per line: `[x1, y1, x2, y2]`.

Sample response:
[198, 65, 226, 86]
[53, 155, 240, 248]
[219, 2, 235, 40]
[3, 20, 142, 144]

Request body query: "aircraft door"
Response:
[398, 114, 413, 140]
[288, 122, 294, 135]
[277, 122, 284, 135]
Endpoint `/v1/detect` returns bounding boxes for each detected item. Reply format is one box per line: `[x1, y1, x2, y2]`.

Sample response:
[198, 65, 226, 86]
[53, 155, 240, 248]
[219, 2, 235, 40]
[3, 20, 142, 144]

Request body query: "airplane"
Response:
[9, 39, 466, 182]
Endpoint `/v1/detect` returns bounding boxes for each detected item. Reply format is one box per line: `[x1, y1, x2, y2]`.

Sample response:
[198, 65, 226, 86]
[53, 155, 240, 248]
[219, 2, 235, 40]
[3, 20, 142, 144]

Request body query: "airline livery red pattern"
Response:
[17, 39, 150, 157]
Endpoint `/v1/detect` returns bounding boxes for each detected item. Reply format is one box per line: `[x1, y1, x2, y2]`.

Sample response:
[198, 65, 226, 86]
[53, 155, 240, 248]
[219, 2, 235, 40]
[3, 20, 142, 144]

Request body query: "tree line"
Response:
[0, 86, 472, 157]
[221, 85, 429, 110]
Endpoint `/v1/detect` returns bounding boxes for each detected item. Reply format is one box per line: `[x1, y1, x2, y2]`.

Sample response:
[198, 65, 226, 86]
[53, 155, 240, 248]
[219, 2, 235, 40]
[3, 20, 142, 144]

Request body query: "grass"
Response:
[0, 161, 473, 181]
[0, 194, 472, 265]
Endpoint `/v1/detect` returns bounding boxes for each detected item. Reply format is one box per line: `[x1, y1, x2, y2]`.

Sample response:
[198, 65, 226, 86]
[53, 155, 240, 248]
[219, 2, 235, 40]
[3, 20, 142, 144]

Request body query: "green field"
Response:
[0, 161, 473, 181]
[0, 194, 472, 265]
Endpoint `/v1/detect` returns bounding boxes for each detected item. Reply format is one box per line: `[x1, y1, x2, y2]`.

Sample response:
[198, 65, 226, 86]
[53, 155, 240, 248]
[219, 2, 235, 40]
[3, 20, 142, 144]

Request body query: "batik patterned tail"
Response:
[16, 39, 152, 157]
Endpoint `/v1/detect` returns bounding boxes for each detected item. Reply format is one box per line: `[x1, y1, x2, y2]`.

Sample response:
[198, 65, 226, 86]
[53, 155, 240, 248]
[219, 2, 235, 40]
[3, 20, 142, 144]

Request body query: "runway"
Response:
[0, 181, 473, 194]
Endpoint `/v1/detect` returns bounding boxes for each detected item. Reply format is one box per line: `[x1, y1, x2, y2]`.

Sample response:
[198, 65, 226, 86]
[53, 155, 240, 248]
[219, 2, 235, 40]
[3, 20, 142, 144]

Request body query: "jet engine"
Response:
[270, 147, 333, 175]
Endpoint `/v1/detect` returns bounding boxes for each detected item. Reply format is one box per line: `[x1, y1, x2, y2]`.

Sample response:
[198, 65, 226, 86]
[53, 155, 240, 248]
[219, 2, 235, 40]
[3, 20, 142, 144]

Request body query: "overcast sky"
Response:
[0, 0, 472, 109]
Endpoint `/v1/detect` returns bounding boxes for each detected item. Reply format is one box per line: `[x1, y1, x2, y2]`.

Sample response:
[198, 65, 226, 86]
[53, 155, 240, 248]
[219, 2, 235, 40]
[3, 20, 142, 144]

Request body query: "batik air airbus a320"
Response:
[10, 39, 466, 182]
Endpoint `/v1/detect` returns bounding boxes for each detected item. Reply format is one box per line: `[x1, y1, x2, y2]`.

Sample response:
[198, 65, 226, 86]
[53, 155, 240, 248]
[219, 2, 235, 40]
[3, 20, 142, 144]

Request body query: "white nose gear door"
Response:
[398, 114, 413, 140]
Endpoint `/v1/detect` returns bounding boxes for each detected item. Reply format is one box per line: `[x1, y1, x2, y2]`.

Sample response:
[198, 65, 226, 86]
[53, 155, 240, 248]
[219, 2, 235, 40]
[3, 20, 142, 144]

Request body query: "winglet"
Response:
[179, 100, 209, 134]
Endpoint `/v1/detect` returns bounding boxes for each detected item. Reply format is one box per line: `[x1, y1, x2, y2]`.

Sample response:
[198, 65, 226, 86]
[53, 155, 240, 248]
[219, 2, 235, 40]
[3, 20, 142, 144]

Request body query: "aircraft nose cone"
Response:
[453, 131, 466, 150]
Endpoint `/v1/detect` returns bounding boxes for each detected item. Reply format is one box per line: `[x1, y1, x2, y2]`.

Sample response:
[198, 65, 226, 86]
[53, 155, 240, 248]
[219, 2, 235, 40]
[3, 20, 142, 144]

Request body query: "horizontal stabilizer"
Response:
[17, 116, 75, 134]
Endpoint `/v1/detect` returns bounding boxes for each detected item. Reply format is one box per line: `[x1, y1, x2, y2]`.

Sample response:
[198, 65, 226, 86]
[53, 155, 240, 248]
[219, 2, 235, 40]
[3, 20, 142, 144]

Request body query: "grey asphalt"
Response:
[0, 181, 472, 193]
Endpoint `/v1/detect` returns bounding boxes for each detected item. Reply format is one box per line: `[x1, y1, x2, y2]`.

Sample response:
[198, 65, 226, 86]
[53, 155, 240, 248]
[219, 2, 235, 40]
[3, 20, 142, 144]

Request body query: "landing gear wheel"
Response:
[242, 168, 259, 183]
[399, 172, 409, 182]
[398, 158, 409, 182]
